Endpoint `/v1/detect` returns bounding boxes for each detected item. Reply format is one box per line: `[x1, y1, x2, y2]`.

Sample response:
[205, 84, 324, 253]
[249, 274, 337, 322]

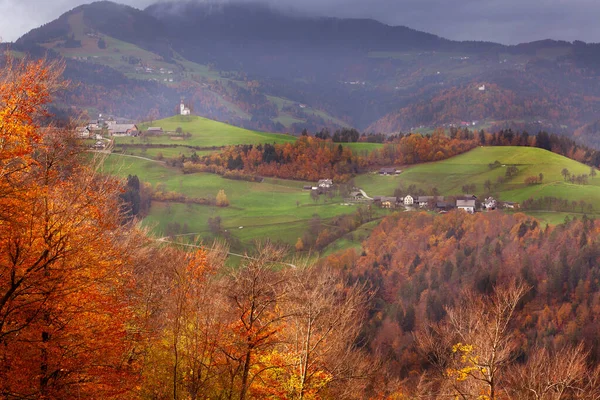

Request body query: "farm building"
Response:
[317, 179, 333, 189]
[109, 124, 138, 136]
[146, 127, 164, 134]
[457, 199, 476, 213]
[379, 167, 401, 175]
[76, 126, 91, 138]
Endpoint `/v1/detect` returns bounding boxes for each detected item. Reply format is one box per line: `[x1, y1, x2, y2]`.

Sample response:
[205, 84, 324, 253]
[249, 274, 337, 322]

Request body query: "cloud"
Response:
[1, 0, 599, 44]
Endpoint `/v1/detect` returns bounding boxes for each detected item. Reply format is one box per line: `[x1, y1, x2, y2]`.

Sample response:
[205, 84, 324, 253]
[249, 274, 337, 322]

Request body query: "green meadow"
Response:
[113, 146, 216, 160]
[355, 146, 599, 204]
[98, 145, 600, 261]
[101, 154, 374, 252]
[122, 115, 297, 147]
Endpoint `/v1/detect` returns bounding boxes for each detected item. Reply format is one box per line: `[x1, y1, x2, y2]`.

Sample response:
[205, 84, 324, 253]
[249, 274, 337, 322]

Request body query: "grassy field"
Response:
[112, 146, 216, 160]
[355, 147, 597, 203]
[100, 154, 379, 252]
[122, 115, 296, 147]
[98, 145, 599, 261]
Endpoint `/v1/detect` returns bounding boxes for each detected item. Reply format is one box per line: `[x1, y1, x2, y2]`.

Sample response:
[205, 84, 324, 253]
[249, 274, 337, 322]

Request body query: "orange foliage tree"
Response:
[0, 53, 143, 398]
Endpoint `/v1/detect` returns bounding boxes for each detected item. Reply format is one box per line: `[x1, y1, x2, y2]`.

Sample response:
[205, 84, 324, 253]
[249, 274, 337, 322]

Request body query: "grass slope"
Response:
[101, 154, 371, 252]
[123, 115, 296, 147]
[356, 146, 599, 204]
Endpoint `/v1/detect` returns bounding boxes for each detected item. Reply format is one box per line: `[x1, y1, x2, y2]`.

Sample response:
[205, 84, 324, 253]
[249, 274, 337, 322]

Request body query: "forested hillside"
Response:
[9, 0, 600, 145]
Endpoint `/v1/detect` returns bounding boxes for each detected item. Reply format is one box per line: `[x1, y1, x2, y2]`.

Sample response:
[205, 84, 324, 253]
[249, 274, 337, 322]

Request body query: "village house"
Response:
[436, 201, 453, 212]
[317, 179, 333, 189]
[483, 197, 497, 210]
[457, 199, 476, 213]
[348, 191, 368, 202]
[146, 127, 164, 134]
[379, 167, 401, 176]
[108, 124, 138, 136]
[76, 126, 91, 138]
[403, 195, 414, 206]
[381, 196, 399, 208]
[503, 201, 519, 209]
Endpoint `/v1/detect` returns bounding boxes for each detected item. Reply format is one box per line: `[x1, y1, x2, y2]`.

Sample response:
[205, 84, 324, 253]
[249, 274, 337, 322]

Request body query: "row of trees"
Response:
[195, 131, 478, 182]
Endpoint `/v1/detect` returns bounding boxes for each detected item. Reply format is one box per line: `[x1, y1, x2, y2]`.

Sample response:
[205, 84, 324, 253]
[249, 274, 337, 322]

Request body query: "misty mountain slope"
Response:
[11, 0, 600, 144]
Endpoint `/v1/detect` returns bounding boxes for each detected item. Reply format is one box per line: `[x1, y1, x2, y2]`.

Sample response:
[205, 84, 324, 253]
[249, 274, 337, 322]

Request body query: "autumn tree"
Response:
[417, 282, 529, 399]
[0, 53, 144, 398]
[216, 189, 230, 207]
[220, 244, 291, 400]
[280, 265, 371, 399]
[506, 343, 600, 399]
[295, 237, 304, 252]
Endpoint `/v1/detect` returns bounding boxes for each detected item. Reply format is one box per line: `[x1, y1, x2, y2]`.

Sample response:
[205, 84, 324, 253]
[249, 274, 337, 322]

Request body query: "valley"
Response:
[99, 113, 600, 257]
[7, 2, 600, 397]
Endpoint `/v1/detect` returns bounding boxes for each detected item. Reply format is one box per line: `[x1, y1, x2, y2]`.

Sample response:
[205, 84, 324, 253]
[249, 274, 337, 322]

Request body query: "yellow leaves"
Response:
[447, 342, 485, 383]
[216, 189, 230, 207]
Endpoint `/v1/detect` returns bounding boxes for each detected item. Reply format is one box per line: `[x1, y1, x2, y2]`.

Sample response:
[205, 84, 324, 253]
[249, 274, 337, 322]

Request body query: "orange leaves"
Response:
[0, 52, 66, 164]
[0, 55, 143, 398]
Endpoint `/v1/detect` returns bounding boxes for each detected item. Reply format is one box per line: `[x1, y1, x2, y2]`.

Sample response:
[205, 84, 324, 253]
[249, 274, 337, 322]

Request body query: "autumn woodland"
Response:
[7, 50, 600, 400]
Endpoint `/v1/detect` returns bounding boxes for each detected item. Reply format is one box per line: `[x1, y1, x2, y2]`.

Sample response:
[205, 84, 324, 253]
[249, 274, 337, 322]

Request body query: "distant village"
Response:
[306, 172, 518, 214]
[81, 103, 518, 213]
[77, 101, 194, 148]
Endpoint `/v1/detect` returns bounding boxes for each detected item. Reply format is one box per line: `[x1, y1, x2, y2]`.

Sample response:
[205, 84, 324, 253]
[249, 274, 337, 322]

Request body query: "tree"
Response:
[280, 266, 370, 399]
[484, 179, 492, 192]
[310, 189, 320, 203]
[591, 167, 597, 180]
[506, 343, 598, 400]
[220, 244, 290, 400]
[216, 189, 229, 207]
[562, 168, 570, 181]
[417, 282, 529, 400]
[539, 172, 544, 183]
[295, 237, 304, 252]
[0, 54, 143, 397]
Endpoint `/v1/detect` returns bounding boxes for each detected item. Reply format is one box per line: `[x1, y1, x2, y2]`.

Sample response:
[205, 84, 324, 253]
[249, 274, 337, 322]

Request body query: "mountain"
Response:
[11, 0, 600, 145]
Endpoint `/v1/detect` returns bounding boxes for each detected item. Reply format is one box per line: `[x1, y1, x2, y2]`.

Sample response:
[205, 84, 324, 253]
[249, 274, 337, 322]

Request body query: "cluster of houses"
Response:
[77, 115, 166, 139]
[303, 179, 333, 193]
[368, 194, 479, 213]
[305, 177, 519, 213]
[77, 115, 139, 139]
[371, 194, 517, 213]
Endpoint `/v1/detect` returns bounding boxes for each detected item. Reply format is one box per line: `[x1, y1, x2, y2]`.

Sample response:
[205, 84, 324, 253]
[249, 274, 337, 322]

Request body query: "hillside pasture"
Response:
[101, 154, 372, 252]
[355, 146, 600, 204]
[124, 115, 296, 147]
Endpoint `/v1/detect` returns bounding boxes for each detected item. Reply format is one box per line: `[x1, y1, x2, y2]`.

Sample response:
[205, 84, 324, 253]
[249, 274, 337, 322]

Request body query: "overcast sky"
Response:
[1, 0, 600, 45]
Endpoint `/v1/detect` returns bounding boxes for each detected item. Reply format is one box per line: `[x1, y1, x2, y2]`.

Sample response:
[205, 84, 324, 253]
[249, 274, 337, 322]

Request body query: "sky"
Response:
[1, 0, 600, 45]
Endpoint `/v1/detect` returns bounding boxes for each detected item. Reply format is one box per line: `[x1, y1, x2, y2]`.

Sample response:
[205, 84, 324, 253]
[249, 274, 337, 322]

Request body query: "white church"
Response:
[180, 100, 191, 116]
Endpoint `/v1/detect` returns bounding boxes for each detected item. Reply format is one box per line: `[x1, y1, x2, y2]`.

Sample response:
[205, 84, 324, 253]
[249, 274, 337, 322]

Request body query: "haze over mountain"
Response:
[9, 0, 600, 147]
[4, 0, 600, 44]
